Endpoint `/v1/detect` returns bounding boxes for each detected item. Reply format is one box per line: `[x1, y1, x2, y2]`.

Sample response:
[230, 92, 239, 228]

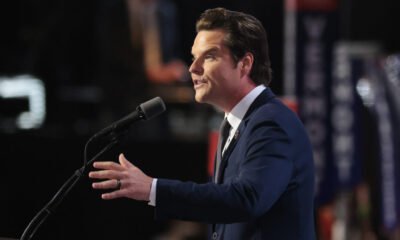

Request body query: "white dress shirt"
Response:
[148, 85, 266, 206]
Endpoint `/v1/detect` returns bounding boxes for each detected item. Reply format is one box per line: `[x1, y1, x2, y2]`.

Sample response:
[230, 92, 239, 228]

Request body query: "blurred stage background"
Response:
[1, 0, 400, 239]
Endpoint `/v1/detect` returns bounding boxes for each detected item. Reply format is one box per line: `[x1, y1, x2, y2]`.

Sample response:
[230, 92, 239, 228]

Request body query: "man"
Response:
[89, 8, 316, 240]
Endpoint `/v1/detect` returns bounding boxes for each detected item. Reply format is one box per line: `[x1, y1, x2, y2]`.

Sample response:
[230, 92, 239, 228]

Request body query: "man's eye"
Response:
[205, 54, 216, 60]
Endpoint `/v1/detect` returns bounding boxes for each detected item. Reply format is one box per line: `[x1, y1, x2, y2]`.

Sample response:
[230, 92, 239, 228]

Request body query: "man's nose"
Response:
[189, 59, 203, 75]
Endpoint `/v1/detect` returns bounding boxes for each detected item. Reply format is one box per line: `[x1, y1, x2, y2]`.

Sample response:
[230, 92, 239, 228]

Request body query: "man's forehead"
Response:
[191, 30, 227, 56]
[194, 30, 226, 44]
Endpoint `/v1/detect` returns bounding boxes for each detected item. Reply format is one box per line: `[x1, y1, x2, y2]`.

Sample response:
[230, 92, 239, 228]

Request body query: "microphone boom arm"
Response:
[20, 96, 166, 240]
[20, 138, 119, 240]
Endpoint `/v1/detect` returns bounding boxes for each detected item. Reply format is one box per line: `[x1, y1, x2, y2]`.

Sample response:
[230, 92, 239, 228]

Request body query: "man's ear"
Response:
[240, 52, 254, 77]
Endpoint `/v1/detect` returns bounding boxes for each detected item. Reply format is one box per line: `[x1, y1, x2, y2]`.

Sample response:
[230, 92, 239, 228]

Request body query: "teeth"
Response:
[196, 79, 205, 84]
[193, 79, 206, 87]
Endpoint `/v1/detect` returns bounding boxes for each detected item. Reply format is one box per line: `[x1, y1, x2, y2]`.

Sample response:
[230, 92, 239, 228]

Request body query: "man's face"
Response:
[189, 30, 242, 111]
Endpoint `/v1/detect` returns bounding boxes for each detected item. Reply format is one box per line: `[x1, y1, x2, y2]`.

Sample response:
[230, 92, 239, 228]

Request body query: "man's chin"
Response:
[194, 92, 206, 103]
[194, 95, 204, 104]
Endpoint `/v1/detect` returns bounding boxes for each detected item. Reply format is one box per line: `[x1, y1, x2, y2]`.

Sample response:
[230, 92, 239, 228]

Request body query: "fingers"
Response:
[119, 153, 134, 168]
[89, 155, 128, 180]
[92, 161, 124, 171]
[101, 189, 127, 200]
[92, 179, 120, 190]
[91, 174, 126, 200]
[89, 153, 141, 201]
[91, 175, 126, 200]
[89, 169, 122, 180]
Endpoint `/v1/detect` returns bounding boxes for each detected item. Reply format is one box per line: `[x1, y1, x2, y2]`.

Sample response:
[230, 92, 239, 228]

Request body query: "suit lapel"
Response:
[243, 87, 275, 120]
[216, 88, 276, 183]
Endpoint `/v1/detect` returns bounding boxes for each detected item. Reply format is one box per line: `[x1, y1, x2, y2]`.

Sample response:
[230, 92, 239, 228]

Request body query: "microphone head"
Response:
[139, 97, 166, 120]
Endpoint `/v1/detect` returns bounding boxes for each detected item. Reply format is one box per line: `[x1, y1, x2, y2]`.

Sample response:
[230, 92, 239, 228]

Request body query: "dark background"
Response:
[1, 0, 400, 239]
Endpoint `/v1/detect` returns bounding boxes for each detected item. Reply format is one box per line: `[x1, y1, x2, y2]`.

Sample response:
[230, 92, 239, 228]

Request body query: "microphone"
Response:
[93, 96, 166, 138]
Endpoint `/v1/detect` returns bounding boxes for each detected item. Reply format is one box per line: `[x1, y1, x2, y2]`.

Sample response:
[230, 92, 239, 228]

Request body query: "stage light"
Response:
[0, 75, 46, 130]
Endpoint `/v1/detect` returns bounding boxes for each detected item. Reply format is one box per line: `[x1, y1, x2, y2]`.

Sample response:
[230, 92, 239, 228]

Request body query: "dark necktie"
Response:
[215, 118, 231, 183]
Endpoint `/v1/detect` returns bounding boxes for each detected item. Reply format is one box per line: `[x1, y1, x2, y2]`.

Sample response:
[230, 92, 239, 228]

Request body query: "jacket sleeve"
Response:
[155, 120, 294, 223]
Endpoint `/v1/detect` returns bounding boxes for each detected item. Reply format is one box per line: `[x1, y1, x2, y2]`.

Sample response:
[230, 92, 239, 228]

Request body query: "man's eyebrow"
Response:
[192, 47, 220, 58]
[203, 47, 219, 55]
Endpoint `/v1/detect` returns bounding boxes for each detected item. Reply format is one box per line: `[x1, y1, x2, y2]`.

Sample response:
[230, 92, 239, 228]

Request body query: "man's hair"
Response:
[196, 8, 272, 85]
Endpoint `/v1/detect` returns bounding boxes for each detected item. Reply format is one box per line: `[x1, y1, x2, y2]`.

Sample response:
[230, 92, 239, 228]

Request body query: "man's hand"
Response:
[89, 153, 153, 201]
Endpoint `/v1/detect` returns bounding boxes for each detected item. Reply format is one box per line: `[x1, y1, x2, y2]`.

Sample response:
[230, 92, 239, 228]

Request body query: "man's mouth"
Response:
[193, 79, 207, 88]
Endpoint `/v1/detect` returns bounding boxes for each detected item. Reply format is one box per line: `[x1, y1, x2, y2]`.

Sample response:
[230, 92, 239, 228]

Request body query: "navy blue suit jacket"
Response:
[155, 88, 316, 240]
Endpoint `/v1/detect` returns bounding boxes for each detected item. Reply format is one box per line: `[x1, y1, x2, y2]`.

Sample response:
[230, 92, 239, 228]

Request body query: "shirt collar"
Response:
[226, 85, 266, 130]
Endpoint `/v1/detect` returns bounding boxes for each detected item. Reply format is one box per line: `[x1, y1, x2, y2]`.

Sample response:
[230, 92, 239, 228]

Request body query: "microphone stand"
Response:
[20, 131, 124, 240]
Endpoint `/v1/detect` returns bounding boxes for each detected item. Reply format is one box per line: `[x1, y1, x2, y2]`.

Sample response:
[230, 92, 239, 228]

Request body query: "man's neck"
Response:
[224, 83, 257, 113]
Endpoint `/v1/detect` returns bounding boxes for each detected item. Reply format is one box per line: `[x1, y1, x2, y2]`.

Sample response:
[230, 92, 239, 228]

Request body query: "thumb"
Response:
[119, 153, 134, 168]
